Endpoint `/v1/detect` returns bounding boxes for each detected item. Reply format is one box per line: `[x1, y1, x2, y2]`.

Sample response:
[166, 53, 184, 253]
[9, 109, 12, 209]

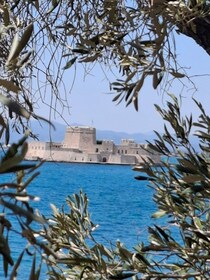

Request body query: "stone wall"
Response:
[25, 126, 161, 165]
[114, 143, 148, 156]
[63, 126, 96, 152]
[95, 140, 114, 153]
[27, 142, 47, 159]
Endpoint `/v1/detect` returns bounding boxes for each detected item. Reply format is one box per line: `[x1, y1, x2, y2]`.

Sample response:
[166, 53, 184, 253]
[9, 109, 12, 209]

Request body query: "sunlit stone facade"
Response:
[25, 126, 161, 164]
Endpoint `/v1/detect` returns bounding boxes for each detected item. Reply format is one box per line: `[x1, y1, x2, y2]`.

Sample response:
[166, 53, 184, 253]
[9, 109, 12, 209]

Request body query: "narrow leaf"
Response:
[0, 94, 30, 119]
[0, 199, 45, 223]
[152, 210, 167, 218]
[10, 250, 25, 279]
[7, 23, 33, 64]
[63, 57, 77, 70]
[47, 0, 59, 14]
[0, 79, 20, 93]
[170, 71, 185, 78]
[29, 254, 36, 280]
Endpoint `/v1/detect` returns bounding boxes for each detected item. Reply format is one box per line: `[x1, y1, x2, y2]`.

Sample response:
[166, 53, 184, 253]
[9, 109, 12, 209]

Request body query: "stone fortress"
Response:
[25, 126, 161, 165]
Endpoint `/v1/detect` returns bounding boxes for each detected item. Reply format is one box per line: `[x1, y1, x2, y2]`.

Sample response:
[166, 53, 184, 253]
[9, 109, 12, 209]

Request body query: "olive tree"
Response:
[0, 0, 209, 117]
[0, 0, 209, 279]
[41, 95, 210, 279]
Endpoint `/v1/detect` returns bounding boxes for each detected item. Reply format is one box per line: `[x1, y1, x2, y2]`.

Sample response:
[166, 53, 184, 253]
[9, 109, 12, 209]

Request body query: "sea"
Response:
[1, 162, 157, 279]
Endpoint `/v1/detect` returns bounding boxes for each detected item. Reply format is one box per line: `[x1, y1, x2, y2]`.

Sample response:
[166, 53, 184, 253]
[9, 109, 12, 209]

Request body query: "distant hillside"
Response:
[7, 121, 66, 143]
[96, 129, 156, 144]
[6, 121, 200, 150]
[30, 121, 66, 142]
[7, 121, 156, 144]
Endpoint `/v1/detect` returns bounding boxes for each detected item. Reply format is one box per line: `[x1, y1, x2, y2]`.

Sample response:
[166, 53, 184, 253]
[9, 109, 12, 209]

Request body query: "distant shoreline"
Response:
[24, 158, 136, 166]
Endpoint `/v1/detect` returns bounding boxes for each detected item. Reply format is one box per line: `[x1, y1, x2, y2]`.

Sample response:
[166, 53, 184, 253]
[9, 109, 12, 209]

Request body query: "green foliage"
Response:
[0, 135, 46, 278]
[0, 86, 209, 278]
[39, 95, 210, 279]
[134, 95, 210, 279]
[0, 1, 209, 279]
[0, 0, 208, 120]
[40, 191, 151, 279]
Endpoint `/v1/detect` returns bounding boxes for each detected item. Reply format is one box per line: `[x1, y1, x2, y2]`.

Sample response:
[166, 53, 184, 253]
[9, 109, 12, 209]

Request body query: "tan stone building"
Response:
[25, 126, 161, 165]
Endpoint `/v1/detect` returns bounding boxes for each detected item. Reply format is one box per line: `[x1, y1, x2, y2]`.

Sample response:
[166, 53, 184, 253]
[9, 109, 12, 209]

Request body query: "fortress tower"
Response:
[63, 126, 96, 152]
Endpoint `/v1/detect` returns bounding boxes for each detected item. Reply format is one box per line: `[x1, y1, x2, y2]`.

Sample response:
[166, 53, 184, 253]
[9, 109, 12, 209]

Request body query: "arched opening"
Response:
[102, 157, 107, 162]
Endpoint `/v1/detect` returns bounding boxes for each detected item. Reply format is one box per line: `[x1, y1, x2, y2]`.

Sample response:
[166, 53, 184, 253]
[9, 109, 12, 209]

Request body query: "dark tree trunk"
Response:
[179, 16, 210, 56]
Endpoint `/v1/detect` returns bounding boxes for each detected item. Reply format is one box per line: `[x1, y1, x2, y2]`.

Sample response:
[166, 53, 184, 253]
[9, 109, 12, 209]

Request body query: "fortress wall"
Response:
[114, 144, 151, 156]
[121, 139, 135, 145]
[63, 127, 80, 149]
[108, 154, 137, 164]
[26, 142, 47, 159]
[114, 145, 135, 155]
[95, 141, 114, 153]
[29, 149, 102, 163]
[108, 154, 122, 164]
[67, 153, 101, 163]
[41, 150, 87, 162]
[98, 151, 113, 163]
[120, 155, 138, 164]
[79, 127, 96, 152]
[63, 126, 96, 152]
[86, 153, 102, 163]
[25, 126, 161, 164]
[43, 150, 68, 161]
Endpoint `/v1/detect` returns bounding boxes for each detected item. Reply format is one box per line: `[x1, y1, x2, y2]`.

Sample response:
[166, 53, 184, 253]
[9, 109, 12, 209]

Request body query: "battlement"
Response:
[65, 126, 95, 133]
[25, 126, 161, 165]
[121, 139, 135, 145]
[64, 126, 96, 151]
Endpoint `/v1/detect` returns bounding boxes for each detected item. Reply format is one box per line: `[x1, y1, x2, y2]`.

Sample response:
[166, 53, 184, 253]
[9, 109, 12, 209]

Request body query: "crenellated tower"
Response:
[63, 126, 96, 152]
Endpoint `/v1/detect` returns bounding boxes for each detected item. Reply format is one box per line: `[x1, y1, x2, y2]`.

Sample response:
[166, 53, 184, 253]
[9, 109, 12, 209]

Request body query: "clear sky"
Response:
[37, 33, 210, 134]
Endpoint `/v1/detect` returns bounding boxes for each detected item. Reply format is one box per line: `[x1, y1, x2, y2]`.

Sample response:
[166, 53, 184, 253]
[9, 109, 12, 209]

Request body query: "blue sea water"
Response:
[1, 162, 157, 279]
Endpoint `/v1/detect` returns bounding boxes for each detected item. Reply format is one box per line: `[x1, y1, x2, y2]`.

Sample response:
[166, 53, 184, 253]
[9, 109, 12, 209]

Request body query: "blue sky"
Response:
[37, 33, 210, 134]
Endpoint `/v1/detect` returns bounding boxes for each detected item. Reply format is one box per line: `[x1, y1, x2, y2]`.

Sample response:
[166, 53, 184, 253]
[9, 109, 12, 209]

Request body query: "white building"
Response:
[25, 126, 161, 165]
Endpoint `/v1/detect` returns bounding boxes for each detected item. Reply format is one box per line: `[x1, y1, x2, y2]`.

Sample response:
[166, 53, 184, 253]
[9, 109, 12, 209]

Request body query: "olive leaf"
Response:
[0, 78, 20, 93]
[7, 23, 33, 64]
[0, 94, 30, 119]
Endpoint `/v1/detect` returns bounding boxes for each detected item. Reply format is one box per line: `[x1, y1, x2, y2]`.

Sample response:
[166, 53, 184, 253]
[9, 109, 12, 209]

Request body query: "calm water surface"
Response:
[1, 162, 157, 279]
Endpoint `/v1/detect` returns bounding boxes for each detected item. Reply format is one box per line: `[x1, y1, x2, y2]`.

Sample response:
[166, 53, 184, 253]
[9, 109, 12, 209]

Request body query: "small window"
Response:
[136, 151, 138, 154]
[118, 150, 120, 153]
[96, 148, 99, 152]
[125, 150, 127, 154]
